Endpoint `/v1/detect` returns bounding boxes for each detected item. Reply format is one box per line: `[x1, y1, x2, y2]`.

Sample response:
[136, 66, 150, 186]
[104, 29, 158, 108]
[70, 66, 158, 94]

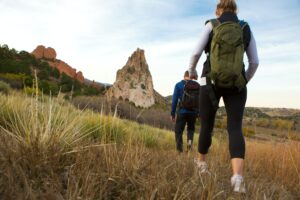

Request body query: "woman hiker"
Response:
[188, 0, 259, 193]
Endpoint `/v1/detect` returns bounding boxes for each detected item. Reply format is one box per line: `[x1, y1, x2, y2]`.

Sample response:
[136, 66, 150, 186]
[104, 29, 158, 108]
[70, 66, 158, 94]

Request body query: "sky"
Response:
[1, 0, 300, 108]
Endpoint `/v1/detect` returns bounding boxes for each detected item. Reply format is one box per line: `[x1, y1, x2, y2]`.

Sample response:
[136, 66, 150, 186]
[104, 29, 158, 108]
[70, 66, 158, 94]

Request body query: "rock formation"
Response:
[31, 45, 84, 83]
[108, 48, 155, 108]
[32, 45, 56, 60]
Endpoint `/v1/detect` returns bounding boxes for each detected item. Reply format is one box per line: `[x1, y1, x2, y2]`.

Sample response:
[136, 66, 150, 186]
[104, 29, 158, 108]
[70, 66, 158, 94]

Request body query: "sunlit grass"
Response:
[0, 91, 299, 199]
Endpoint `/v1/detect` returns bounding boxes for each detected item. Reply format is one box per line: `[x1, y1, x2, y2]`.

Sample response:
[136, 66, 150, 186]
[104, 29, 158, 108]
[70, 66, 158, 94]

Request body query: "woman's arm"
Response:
[188, 22, 213, 78]
[245, 31, 259, 82]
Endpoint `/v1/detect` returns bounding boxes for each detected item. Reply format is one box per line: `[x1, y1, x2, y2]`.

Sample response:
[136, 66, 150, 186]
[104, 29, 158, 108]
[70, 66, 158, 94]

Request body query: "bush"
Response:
[40, 80, 50, 94]
[50, 68, 60, 79]
[24, 86, 39, 96]
[60, 73, 82, 93]
[37, 69, 50, 80]
[0, 73, 28, 89]
[270, 119, 294, 131]
[60, 73, 73, 92]
[243, 127, 256, 137]
[17, 51, 37, 66]
[37, 61, 51, 69]
[0, 44, 14, 59]
[48, 82, 59, 96]
[83, 86, 101, 96]
[0, 80, 11, 94]
[0, 59, 31, 75]
[24, 76, 33, 87]
[256, 118, 270, 127]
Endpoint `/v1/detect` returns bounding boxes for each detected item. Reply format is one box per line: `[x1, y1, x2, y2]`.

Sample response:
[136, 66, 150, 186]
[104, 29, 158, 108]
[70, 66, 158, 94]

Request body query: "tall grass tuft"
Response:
[0, 91, 174, 198]
[0, 80, 11, 95]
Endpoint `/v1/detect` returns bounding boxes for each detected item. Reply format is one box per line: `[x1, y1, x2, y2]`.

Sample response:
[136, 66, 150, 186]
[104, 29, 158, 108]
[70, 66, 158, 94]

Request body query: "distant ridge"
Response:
[31, 45, 104, 90]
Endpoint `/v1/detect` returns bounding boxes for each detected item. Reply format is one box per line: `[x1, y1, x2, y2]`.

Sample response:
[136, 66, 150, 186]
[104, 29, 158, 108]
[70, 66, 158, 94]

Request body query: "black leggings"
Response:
[198, 86, 247, 159]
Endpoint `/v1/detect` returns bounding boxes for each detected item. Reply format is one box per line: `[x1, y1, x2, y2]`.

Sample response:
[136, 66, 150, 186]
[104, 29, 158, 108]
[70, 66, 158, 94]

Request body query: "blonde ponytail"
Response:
[217, 0, 237, 13]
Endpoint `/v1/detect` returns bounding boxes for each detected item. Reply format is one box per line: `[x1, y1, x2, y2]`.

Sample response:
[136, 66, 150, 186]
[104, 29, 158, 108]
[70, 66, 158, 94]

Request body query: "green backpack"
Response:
[209, 19, 248, 89]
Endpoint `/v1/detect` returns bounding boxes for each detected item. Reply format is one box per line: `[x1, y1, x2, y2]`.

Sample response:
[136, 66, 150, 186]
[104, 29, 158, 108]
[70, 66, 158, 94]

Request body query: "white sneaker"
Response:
[194, 158, 209, 174]
[231, 174, 246, 193]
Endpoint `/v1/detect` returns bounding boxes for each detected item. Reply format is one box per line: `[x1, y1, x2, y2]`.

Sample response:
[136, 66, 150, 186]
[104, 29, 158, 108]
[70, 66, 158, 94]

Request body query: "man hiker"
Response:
[171, 70, 200, 153]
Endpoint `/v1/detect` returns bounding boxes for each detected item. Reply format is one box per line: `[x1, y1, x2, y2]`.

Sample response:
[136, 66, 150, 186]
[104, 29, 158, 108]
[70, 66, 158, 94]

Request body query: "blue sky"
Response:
[1, 0, 300, 108]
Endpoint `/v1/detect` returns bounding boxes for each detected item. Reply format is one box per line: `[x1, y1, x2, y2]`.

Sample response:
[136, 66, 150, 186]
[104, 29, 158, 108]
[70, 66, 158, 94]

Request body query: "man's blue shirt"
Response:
[171, 80, 198, 117]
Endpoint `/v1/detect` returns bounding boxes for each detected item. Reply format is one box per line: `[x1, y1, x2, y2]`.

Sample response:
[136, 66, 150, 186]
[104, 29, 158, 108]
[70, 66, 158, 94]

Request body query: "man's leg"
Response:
[186, 114, 197, 150]
[174, 113, 185, 152]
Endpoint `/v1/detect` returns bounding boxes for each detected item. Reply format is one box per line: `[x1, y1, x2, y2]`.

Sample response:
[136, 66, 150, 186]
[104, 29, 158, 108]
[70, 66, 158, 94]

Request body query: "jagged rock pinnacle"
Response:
[108, 48, 155, 108]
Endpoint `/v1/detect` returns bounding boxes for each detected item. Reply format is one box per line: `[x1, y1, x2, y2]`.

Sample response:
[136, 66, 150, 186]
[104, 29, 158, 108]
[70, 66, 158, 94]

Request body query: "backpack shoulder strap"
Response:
[239, 20, 248, 30]
[182, 80, 188, 90]
[205, 19, 221, 28]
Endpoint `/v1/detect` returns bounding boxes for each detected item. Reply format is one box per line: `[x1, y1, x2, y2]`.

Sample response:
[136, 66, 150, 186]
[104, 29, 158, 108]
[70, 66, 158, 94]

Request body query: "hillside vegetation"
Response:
[0, 92, 299, 199]
[0, 44, 104, 97]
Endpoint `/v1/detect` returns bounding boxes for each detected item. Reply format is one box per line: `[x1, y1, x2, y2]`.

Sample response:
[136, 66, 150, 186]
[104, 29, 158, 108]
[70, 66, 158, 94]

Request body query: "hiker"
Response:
[189, 0, 259, 193]
[171, 70, 200, 153]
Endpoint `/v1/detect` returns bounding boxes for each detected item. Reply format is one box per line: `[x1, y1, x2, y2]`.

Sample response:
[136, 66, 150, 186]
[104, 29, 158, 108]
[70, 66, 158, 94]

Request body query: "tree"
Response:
[60, 73, 82, 93]
[40, 80, 50, 94]
[60, 73, 73, 92]
[83, 86, 100, 96]
[50, 68, 60, 79]
[38, 69, 50, 80]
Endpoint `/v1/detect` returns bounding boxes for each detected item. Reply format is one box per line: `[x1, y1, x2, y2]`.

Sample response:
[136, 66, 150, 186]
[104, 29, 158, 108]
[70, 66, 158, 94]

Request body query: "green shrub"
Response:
[243, 127, 256, 137]
[0, 59, 31, 75]
[24, 76, 33, 87]
[50, 68, 60, 79]
[40, 80, 50, 94]
[0, 73, 27, 89]
[24, 87, 39, 96]
[0, 80, 11, 94]
[60, 73, 73, 92]
[83, 86, 100, 96]
[38, 69, 50, 80]
[37, 61, 51, 69]
[60, 73, 82, 93]
[48, 82, 59, 96]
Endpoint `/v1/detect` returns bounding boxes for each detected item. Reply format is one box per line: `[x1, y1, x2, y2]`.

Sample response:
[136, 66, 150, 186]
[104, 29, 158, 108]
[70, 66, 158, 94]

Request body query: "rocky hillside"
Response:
[31, 45, 105, 91]
[0, 44, 105, 96]
[32, 45, 84, 83]
[107, 48, 155, 108]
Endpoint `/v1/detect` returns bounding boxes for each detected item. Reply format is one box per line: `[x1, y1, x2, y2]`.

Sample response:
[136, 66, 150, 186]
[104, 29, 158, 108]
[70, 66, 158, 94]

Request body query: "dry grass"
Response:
[71, 95, 174, 130]
[0, 92, 299, 199]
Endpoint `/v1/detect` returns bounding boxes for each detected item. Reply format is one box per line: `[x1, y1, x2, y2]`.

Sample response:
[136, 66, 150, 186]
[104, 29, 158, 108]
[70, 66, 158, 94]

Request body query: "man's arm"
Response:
[171, 84, 180, 120]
